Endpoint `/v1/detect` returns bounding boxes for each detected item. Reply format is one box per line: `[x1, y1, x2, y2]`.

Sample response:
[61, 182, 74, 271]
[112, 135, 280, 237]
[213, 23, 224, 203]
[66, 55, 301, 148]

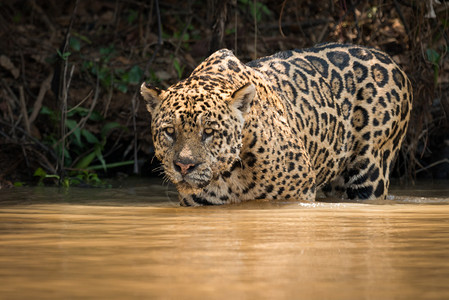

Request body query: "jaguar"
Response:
[141, 43, 412, 206]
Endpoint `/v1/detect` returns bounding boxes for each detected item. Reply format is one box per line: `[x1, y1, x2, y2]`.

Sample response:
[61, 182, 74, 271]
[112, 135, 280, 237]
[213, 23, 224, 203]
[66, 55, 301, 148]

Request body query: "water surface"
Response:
[1, 180, 449, 299]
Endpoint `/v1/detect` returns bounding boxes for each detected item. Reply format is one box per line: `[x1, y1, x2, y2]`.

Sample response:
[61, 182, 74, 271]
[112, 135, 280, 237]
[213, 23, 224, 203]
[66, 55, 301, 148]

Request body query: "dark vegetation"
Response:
[0, 0, 448, 188]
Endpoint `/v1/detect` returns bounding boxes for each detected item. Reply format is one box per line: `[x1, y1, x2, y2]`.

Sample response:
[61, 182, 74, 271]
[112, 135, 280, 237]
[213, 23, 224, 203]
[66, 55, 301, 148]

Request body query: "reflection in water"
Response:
[0, 180, 449, 299]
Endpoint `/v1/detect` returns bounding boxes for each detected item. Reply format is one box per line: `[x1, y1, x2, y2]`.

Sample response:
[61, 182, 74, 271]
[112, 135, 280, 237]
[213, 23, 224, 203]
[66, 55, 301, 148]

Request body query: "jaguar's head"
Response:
[141, 78, 255, 194]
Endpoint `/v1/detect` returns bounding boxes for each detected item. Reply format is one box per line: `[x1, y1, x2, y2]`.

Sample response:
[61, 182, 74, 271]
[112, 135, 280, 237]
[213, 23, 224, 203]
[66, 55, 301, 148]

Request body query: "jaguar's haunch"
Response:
[141, 43, 412, 206]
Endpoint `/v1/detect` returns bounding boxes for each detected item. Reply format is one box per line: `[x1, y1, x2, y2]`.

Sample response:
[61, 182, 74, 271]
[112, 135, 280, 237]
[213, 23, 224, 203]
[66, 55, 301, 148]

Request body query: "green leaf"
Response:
[34, 167, 47, 178]
[74, 150, 97, 170]
[128, 66, 143, 84]
[116, 82, 128, 93]
[127, 9, 138, 24]
[94, 145, 107, 171]
[101, 122, 122, 137]
[89, 111, 103, 121]
[73, 32, 92, 44]
[65, 119, 83, 146]
[426, 48, 440, 65]
[57, 49, 71, 60]
[69, 37, 81, 51]
[40, 106, 54, 115]
[81, 129, 100, 144]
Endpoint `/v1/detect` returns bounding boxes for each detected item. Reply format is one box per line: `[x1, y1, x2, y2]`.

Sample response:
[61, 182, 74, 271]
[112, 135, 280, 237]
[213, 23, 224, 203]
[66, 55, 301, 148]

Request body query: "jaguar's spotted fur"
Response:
[141, 43, 412, 206]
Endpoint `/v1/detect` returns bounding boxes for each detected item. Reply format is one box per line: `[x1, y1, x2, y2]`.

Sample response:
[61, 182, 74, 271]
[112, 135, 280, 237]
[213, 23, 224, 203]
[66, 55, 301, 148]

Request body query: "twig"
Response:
[21, 144, 30, 170]
[278, 0, 288, 38]
[0, 120, 58, 163]
[393, 0, 411, 40]
[59, 64, 75, 173]
[102, 70, 114, 117]
[415, 159, 449, 174]
[234, 0, 238, 54]
[67, 89, 93, 114]
[144, 0, 163, 77]
[254, 0, 257, 58]
[57, 0, 79, 181]
[56, 69, 98, 145]
[1, 78, 18, 110]
[131, 90, 139, 174]
[29, 70, 54, 125]
[18, 85, 31, 135]
[317, 20, 330, 44]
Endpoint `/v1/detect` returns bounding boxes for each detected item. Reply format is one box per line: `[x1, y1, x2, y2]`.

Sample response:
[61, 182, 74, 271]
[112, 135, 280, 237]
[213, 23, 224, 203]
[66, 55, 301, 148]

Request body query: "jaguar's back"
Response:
[248, 43, 412, 199]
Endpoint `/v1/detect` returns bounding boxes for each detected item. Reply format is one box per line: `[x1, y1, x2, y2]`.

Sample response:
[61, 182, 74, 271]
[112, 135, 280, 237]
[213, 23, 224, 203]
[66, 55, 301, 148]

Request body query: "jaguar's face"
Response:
[141, 81, 255, 193]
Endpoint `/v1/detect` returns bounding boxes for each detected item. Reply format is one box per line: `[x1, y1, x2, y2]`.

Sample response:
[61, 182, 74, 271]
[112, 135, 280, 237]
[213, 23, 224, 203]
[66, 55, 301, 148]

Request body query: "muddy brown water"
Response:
[1, 179, 449, 299]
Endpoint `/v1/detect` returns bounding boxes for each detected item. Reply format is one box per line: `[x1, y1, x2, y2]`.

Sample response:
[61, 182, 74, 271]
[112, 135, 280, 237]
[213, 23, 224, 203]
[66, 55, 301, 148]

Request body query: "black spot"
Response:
[359, 145, 369, 156]
[378, 96, 387, 108]
[230, 161, 241, 172]
[341, 98, 352, 120]
[370, 168, 380, 181]
[277, 187, 285, 195]
[255, 193, 267, 199]
[244, 152, 257, 167]
[288, 162, 295, 172]
[283, 79, 299, 100]
[353, 61, 368, 83]
[349, 47, 374, 60]
[347, 186, 373, 199]
[326, 51, 350, 70]
[330, 69, 343, 99]
[371, 64, 389, 87]
[344, 71, 356, 95]
[292, 70, 309, 95]
[273, 61, 291, 75]
[392, 68, 404, 88]
[362, 132, 371, 140]
[353, 173, 368, 185]
[356, 88, 364, 101]
[305, 55, 329, 78]
[192, 195, 212, 206]
[242, 182, 256, 194]
[382, 111, 391, 125]
[249, 135, 257, 148]
[227, 60, 241, 72]
[372, 50, 393, 64]
[266, 184, 274, 193]
[351, 106, 369, 131]
[291, 57, 316, 75]
[222, 171, 231, 178]
[374, 180, 385, 198]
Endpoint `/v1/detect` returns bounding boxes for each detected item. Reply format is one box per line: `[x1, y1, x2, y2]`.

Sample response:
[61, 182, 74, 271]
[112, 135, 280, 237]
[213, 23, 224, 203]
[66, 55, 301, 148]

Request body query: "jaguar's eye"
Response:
[163, 127, 175, 138]
[202, 128, 214, 140]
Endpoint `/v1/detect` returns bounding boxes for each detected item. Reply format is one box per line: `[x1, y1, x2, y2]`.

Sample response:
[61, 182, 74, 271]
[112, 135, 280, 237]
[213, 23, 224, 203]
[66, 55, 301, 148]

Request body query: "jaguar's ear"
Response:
[229, 83, 255, 115]
[140, 82, 162, 114]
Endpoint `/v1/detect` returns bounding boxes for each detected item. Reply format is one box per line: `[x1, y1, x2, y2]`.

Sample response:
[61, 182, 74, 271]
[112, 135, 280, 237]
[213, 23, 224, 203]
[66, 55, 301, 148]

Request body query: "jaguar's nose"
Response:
[174, 159, 199, 176]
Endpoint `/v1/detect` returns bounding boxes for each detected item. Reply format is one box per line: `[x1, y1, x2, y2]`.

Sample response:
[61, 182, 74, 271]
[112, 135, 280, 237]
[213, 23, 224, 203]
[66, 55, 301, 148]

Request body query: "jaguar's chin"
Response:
[176, 180, 210, 194]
